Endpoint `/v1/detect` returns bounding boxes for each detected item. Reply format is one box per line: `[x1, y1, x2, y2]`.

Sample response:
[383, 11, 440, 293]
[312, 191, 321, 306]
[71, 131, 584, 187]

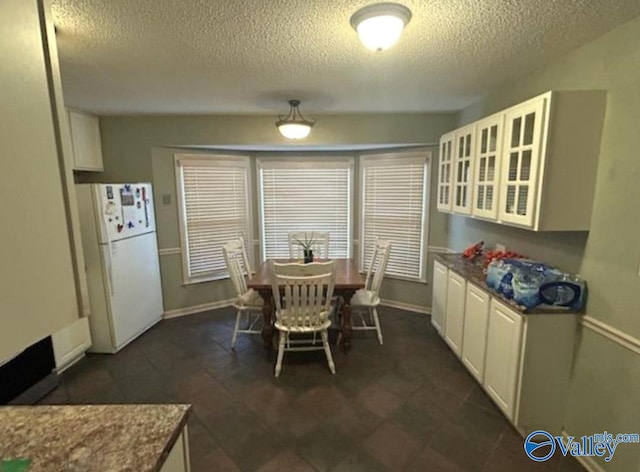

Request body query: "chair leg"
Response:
[231, 310, 242, 349]
[371, 307, 383, 345]
[275, 331, 286, 377]
[321, 330, 335, 374]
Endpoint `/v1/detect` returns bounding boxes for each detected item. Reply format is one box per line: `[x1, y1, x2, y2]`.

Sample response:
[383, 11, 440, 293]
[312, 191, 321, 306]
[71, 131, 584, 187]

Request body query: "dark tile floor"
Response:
[40, 307, 584, 472]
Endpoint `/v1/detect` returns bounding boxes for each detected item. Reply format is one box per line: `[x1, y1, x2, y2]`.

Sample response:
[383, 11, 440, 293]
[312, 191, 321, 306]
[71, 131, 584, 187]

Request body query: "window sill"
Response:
[358, 271, 427, 284]
[182, 273, 230, 286]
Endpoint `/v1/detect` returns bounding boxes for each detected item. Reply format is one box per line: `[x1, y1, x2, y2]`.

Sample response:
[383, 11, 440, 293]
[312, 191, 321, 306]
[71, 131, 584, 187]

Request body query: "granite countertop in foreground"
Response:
[435, 253, 583, 315]
[0, 404, 191, 472]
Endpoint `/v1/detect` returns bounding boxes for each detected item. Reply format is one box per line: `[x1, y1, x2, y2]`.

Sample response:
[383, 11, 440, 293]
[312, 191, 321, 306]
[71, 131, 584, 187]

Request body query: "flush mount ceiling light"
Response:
[275, 99, 315, 140]
[350, 2, 412, 51]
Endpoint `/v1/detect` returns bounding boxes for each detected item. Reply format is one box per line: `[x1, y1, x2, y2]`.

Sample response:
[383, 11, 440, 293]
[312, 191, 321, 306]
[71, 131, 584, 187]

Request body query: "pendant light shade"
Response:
[350, 3, 412, 51]
[276, 100, 315, 140]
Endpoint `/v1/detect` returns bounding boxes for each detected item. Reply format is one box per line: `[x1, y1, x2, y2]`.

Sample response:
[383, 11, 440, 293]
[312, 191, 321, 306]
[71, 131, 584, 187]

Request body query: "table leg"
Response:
[260, 290, 275, 348]
[340, 289, 356, 350]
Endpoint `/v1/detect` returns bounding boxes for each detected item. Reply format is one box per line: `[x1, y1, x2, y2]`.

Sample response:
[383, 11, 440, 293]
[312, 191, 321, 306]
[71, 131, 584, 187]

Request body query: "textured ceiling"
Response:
[52, 0, 640, 115]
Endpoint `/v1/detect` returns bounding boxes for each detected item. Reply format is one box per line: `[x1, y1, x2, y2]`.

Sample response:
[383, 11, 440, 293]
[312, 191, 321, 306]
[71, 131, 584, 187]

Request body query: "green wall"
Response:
[92, 113, 455, 313]
[85, 113, 455, 183]
[451, 15, 640, 471]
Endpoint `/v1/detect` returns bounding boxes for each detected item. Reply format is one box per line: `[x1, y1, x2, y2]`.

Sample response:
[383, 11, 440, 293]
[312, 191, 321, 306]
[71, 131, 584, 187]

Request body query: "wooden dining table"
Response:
[247, 258, 365, 350]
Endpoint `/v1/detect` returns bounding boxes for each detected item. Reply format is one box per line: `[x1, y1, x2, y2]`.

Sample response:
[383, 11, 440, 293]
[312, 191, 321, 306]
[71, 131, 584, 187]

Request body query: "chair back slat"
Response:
[270, 261, 336, 330]
[288, 231, 330, 259]
[365, 240, 392, 297]
[222, 238, 252, 299]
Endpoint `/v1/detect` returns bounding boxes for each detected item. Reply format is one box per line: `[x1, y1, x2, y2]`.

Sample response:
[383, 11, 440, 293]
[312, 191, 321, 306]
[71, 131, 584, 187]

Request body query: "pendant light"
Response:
[350, 3, 412, 51]
[275, 100, 315, 140]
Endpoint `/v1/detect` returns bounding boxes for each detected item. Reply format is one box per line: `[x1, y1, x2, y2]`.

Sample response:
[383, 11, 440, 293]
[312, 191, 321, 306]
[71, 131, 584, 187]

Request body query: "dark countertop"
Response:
[435, 254, 582, 315]
[0, 404, 191, 472]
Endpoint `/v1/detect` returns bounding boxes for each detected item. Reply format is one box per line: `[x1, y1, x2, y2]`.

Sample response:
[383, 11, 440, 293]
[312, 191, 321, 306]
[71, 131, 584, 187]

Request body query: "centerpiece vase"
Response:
[303, 249, 313, 263]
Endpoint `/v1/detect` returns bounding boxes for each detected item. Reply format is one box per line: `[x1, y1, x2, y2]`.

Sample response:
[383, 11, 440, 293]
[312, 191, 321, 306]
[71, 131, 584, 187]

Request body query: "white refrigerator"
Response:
[76, 183, 164, 353]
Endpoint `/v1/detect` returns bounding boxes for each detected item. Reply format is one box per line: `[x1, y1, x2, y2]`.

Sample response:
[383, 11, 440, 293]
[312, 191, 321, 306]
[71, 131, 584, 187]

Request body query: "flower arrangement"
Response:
[294, 232, 316, 263]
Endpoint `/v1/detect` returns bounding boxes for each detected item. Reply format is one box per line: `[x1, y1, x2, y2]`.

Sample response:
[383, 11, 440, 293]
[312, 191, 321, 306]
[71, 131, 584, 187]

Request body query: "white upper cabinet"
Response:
[452, 124, 474, 214]
[472, 114, 503, 220]
[437, 131, 455, 212]
[498, 96, 546, 227]
[437, 91, 605, 231]
[68, 108, 104, 172]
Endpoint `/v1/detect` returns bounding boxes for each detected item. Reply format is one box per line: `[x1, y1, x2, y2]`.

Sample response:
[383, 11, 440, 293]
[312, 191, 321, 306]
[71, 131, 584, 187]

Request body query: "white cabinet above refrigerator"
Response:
[67, 108, 104, 172]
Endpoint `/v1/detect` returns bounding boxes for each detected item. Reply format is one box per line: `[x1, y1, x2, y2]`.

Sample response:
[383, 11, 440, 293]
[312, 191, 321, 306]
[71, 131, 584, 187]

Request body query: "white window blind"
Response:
[259, 159, 352, 259]
[361, 154, 428, 281]
[176, 155, 251, 283]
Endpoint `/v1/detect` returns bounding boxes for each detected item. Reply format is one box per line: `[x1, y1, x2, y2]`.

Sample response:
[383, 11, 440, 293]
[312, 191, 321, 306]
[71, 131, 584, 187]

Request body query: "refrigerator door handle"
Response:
[103, 243, 115, 296]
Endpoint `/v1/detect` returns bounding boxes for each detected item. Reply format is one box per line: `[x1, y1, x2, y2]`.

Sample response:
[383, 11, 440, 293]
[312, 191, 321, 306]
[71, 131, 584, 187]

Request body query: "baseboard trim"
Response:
[163, 299, 235, 319]
[560, 431, 605, 472]
[581, 316, 640, 355]
[380, 299, 431, 315]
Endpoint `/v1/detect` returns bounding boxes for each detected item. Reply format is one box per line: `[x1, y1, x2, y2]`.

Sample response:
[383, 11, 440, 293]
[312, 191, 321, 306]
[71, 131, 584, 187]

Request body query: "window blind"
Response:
[176, 155, 251, 282]
[259, 160, 352, 259]
[361, 155, 428, 281]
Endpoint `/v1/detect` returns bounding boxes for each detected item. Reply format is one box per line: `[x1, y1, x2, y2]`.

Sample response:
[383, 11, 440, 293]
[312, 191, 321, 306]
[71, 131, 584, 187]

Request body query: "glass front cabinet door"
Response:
[472, 115, 504, 220]
[498, 96, 547, 227]
[437, 131, 455, 212]
[452, 125, 475, 215]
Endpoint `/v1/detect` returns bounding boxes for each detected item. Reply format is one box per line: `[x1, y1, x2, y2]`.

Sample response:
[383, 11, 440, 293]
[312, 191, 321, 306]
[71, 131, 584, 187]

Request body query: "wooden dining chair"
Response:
[287, 230, 341, 321]
[270, 260, 336, 377]
[288, 231, 330, 259]
[222, 239, 263, 349]
[351, 240, 392, 344]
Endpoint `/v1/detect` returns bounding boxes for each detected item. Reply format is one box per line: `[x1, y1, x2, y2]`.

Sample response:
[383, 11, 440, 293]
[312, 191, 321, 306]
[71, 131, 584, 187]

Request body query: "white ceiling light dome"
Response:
[350, 3, 412, 51]
[275, 100, 315, 140]
[277, 123, 312, 140]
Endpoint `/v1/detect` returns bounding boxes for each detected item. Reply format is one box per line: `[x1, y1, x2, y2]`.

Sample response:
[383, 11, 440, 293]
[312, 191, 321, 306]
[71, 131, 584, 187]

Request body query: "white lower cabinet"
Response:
[431, 261, 448, 334]
[461, 283, 490, 383]
[483, 299, 523, 420]
[160, 429, 191, 472]
[431, 260, 579, 435]
[443, 271, 466, 357]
